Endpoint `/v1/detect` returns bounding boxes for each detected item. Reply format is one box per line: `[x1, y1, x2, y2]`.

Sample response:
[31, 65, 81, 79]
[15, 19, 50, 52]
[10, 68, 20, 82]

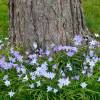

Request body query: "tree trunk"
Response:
[9, 0, 89, 50]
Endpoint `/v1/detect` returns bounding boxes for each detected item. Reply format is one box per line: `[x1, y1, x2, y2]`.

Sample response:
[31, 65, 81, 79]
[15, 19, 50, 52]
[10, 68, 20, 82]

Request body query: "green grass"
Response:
[0, 0, 100, 38]
[83, 0, 100, 34]
[0, 40, 100, 100]
[0, 0, 8, 39]
[0, 1, 100, 99]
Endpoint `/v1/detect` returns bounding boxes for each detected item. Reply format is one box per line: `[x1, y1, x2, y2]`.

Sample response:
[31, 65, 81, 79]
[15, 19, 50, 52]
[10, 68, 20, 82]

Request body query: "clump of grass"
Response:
[0, 0, 8, 39]
[83, 0, 100, 34]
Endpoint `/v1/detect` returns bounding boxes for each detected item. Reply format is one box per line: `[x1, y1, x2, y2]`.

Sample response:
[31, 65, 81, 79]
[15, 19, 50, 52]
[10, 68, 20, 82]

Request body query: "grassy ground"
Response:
[0, 0, 100, 39]
[0, 1, 100, 99]
[83, 0, 100, 34]
[0, 0, 8, 39]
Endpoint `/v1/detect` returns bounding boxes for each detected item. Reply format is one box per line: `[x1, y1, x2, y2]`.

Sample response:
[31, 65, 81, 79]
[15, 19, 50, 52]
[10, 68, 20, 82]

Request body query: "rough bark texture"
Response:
[9, 0, 89, 50]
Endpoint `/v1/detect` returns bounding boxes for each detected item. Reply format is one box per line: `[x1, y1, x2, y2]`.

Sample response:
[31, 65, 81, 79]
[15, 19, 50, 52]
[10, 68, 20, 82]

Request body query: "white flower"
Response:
[82, 70, 86, 75]
[17, 67, 22, 73]
[0, 40, 3, 44]
[23, 75, 28, 81]
[30, 58, 37, 65]
[89, 60, 95, 67]
[36, 81, 41, 87]
[80, 82, 87, 88]
[66, 63, 72, 71]
[36, 66, 47, 76]
[58, 77, 70, 88]
[31, 75, 36, 80]
[84, 66, 88, 70]
[41, 62, 48, 68]
[4, 37, 9, 40]
[18, 74, 22, 79]
[8, 90, 15, 98]
[95, 33, 99, 37]
[87, 72, 92, 77]
[3, 75, 8, 80]
[5, 80, 10, 87]
[50, 43, 55, 48]
[47, 86, 53, 92]
[89, 50, 94, 57]
[73, 35, 83, 45]
[53, 89, 58, 93]
[97, 77, 100, 82]
[25, 51, 29, 55]
[33, 42, 37, 49]
[48, 57, 53, 62]
[0, 44, 4, 50]
[28, 54, 37, 59]
[66, 63, 71, 68]
[89, 40, 97, 46]
[52, 64, 57, 69]
[29, 83, 34, 88]
[21, 67, 26, 74]
[9, 57, 16, 63]
[72, 75, 80, 80]
[46, 72, 55, 79]
[86, 56, 91, 63]
[60, 70, 65, 77]
[69, 67, 72, 71]
[45, 50, 51, 56]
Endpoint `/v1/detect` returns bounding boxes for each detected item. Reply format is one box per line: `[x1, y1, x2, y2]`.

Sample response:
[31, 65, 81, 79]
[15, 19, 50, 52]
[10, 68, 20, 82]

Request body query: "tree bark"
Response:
[9, 0, 89, 50]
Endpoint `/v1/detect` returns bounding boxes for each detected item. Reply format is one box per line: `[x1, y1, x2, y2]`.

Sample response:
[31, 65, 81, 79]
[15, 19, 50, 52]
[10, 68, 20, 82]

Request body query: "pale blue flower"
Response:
[58, 77, 70, 88]
[8, 90, 15, 98]
[52, 64, 57, 69]
[46, 72, 55, 79]
[67, 50, 75, 57]
[73, 35, 83, 45]
[48, 57, 53, 62]
[4, 80, 10, 87]
[47, 86, 53, 92]
[3, 75, 8, 80]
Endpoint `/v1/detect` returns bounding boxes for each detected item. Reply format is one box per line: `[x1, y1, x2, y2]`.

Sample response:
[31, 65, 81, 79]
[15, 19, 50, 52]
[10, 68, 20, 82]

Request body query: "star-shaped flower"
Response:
[66, 63, 72, 71]
[23, 75, 28, 82]
[53, 89, 58, 93]
[89, 40, 97, 46]
[95, 33, 99, 37]
[46, 72, 55, 79]
[80, 82, 87, 88]
[4, 80, 10, 87]
[36, 81, 41, 87]
[29, 83, 34, 88]
[97, 77, 100, 82]
[58, 77, 70, 88]
[89, 60, 95, 67]
[3, 75, 8, 80]
[8, 90, 15, 98]
[47, 86, 53, 92]
[73, 35, 83, 45]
